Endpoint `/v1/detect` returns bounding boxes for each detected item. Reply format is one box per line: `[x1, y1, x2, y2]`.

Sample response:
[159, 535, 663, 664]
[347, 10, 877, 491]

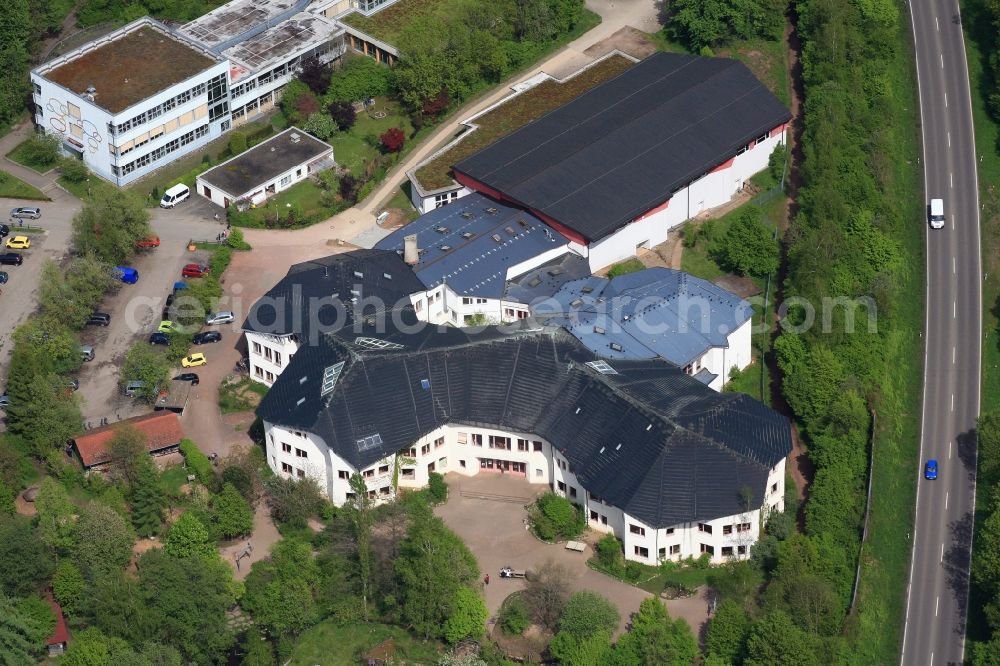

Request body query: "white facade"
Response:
[581, 126, 786, 273]
[31, 19, 231, 186]
[262, 418, 786, 564]
[246, 331, 300, 386]
[410, 284, 534, 327]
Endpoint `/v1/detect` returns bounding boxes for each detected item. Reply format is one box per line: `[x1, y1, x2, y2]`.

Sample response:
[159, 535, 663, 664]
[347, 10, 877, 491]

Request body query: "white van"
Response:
[160, 184, 190, 209]
[929, 198, 945, 229]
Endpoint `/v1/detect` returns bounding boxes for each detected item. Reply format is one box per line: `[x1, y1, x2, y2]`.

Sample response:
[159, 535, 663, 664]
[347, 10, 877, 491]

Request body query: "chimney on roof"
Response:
[403, 234, 419, 265]
[84, 85, 97, 101]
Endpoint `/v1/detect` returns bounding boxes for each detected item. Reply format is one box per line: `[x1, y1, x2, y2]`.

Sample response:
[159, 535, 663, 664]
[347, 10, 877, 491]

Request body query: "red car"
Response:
[182, 263, 209, 278]
[135, 235, 160, 249]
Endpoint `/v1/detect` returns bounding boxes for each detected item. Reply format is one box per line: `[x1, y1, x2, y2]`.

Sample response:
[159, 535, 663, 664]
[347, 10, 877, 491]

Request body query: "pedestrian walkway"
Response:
[0, 122, 61, 193]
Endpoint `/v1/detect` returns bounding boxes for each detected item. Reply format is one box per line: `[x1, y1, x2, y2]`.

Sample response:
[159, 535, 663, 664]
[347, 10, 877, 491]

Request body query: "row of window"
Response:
[461, 297, 488, 306]
[112, 105, 207, 157]
[231, 59, 300, 100]
[113, 73, 223, 135]
[251, 341, 284, 367]
[254, 366, 275, 383]
[280, 442, 308, 458]
[280, 462, 306, 478]
[113, 124, 209, 177]
[434, 191, 460, 208]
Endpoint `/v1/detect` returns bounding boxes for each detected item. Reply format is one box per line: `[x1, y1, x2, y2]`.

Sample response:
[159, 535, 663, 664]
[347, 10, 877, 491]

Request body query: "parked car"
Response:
[173, 373, 200, 385]
[115, 266, 139, 284]
[5, 236, 30, 249]
[925, 459, 938, 480]
[0, 224, 9, 237]
[192, 331, 222, 345]
[10, 207, 40, 220]
[123, 380, 147, 398]
[0, 394, 10, 408]
[149, 332, 170, 345]
[86, 312, 111, 326]
[0, 271, 7, 284]
[182, 263, 209, 278]
[79, 345, 94, 362]
[64, 379, 79, 391]
[181, 353, 207, 368]
[0, 253, 23, 266]
[135, 235, 160, 249]
[159, 184, 190, 209]
[157, 320, 175, 333]
[205, 311, 235, 325]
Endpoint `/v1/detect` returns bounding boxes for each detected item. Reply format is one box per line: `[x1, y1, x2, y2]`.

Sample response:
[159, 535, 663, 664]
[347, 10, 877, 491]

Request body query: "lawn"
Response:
[329, 97, 415, 175]
[228, 178, 345, 228]
[845, 15, 925, 662]
[57, 173, 119, 203]
[0, 170, 48, 201]
[383, 181, 420, 223]
[413, 55, 634, 191]
[6, 140, 59, 174]
[218, 376, 268, 414]
[288, 621, 443, 665]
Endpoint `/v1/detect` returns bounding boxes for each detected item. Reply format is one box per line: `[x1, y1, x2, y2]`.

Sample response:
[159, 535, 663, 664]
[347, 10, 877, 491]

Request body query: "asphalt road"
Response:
[902, 0, 981, 663]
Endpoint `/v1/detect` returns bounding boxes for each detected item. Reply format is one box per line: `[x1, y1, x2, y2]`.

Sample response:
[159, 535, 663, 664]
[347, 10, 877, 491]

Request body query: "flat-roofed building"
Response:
[196, 127, 334, 208]
[179, 0, 346, 129]
[31, 18, 231, 186]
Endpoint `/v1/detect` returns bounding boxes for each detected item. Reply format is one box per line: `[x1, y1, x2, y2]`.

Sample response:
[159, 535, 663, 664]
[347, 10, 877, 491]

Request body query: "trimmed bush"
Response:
[531, 492, 585, 541]
[179, 439, 214, 485]
[427, 471, 448, 503]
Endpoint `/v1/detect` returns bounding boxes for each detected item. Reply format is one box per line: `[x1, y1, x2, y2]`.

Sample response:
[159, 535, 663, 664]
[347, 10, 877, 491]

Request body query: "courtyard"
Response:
[433, 473, 712, 637]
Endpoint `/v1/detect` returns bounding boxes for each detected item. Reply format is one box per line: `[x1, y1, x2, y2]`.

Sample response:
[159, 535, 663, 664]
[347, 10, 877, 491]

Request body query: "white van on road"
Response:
[929, 198, 945, 229]
[160, 184, 190, 209]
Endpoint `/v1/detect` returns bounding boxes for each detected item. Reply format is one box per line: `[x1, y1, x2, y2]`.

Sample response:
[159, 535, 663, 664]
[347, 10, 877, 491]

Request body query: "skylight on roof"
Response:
[321, 361, 345, 395]
[353, 271, 363, 278]
[527, 277, 542, 288]
[420, 379, 430, 390]
[357, 433, 384, 451]
[609, 342, 624, 352]
[594, 326, 606, 335]
[587, 360, 619, 375]
[491, 234, 502, 243]
[354, 337, 404, 350]
[505, 226, 516, 236]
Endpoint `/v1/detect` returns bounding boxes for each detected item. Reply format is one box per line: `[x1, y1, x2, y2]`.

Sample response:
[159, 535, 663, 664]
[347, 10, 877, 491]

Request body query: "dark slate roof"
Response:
[374, 193, 568, 298]
[257, 324, 791, 527]
[535, 268, 752, 366]
[241, 249, 425, 341]
[199, 128, 332, 197]
[453, 52, 791, 242]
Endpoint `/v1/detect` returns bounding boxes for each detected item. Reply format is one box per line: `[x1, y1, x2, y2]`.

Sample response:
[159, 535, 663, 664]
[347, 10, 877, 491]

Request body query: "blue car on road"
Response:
[925, 459, 938, 480]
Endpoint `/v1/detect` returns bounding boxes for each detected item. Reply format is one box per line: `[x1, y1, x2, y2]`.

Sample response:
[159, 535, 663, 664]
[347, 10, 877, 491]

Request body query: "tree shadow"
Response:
[943, 510, 974, 641]
[956, 427, 979, 480]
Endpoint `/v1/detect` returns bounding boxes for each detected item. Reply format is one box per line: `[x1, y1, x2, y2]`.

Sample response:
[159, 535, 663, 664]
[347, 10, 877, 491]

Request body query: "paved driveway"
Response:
[434, 474, 651, 636]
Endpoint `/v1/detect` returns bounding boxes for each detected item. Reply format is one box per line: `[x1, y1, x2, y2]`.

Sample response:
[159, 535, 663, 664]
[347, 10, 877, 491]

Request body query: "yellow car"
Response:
[181, 353, 206, 368]
[5, 236, 30, 249]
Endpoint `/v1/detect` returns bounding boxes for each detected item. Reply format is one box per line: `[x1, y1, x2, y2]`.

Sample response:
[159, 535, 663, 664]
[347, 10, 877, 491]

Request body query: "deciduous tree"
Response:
[70, 189, 151, 265]
[380, 127, 405, 155]
[0, 516, 53, 597]
[212, 483, 253, 539]
[35, 477, 76, 555]
[165, 512, 213, 559]
[72, 502, 134, 581]
[442, 587, 488, 643]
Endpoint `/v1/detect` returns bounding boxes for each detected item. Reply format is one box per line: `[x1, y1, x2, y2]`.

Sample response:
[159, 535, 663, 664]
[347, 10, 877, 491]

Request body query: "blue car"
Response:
[924, 459, 938, 480]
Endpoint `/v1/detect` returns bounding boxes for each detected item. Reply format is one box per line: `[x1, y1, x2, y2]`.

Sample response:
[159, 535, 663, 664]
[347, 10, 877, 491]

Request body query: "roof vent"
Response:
[485, 207, 499, 215]
[594, 326, 605, 334]
[439, 245, 452, 252]
[491, 234, 502, 243]
[543, 229, 554, 241]
[296, 397, 305, 406]
[461, 232, 474, 240]
[290, 132, 301, 143]
[435, 226, 449, 234]
[599, 446, 605, 454]
[505, 226, 516, 236]
[581, 286, 594, 294]
[548, 267, 565, 277]
[383, 272, 392, 280]
[526, 277, 542, 288]
[299, 376, 308, 384]
[575, 407, 581, 414]
[570, 299, 583, 307]
[517, 218, 529, 228]
[460, 211, 474, 219]
[84, 85, 97, 101]
[646, 424, 652, 431]
[420, 379, 430, 390]
[270, 147, 276, 152]
[615, 443, 622, 451]
[609, 342, 624, 352]
[353, 271, 363, 278]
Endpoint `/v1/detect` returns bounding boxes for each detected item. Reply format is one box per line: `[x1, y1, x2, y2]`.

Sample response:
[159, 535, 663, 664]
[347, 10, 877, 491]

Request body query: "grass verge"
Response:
[57, 174, 118, 202]
[5, 139, 57, 174]
[0, 170, 48, 200]
[844, 12, 926, 662]
[957, 0, 1000, 644]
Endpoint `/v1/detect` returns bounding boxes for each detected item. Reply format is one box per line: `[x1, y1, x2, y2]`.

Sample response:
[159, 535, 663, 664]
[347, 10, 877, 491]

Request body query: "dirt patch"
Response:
[713, 274, 762, 299]
[14, 494, 37, 517]
[491, 621, 549, 663]
[583, 26, 659, 60]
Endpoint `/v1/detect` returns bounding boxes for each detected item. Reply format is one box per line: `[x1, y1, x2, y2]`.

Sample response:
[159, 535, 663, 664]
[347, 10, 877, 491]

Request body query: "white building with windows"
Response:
[31, 18, 231, 186]
[256, 321, 791, 565]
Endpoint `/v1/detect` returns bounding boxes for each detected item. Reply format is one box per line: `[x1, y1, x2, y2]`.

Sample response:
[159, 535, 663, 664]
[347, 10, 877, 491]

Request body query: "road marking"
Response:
[941, 53, 945, 68]
[936, 15, 940, 29]
[945, 92, 949, 107]
[949, 440, 953, 459]
[953, 256, 956, 274]
[941, 542, 945, 562]
[936, 596, 940, 616]
[954, 301, 957, 318]
[948, 131, 951, 147]
[951, 172, 954, 188]
[953, 346, 956, 363]
[951, 393, 955, 411]
[946, 492, 950, 510]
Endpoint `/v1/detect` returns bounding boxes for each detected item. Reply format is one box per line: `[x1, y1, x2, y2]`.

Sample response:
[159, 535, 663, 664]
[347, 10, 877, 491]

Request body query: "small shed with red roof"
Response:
[46, 595, 70, 656]
[72, 412, 184, 470]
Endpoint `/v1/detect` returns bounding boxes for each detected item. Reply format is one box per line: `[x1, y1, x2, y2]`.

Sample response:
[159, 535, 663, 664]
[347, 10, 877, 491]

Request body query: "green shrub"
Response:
[607, 258, 645, 278]
[532, 492, 585, 541]
[16, 135, 61, 169]
[59, 158, 89, 183]
[179, 439, 214, 486]
[355, 178, 377, 204]
[229, 131, 248, 155]
[499, 594, 530, 635]
[225, 228, 251, 250]
[427, 471, 448, 503]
